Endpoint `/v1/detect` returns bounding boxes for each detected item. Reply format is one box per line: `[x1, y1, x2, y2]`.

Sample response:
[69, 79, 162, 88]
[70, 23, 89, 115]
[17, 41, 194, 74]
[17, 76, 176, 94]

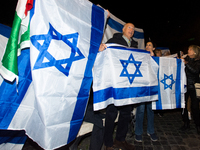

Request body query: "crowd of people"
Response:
[78, 22, 200, 150]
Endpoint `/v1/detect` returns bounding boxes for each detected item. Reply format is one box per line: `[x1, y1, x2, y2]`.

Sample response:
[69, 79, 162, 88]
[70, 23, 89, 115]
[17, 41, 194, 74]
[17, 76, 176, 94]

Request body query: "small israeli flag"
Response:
[152, 57, 186, 110]
[93, 44, 159, 111]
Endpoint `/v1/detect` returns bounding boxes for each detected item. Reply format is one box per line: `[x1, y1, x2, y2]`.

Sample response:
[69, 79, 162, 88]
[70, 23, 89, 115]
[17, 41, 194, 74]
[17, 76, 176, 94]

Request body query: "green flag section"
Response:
[0, 0, 32, 82]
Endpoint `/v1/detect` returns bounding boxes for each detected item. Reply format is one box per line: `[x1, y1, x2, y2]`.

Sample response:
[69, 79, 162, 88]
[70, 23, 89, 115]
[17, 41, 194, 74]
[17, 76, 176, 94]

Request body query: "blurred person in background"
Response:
[180, 45, 200, 134]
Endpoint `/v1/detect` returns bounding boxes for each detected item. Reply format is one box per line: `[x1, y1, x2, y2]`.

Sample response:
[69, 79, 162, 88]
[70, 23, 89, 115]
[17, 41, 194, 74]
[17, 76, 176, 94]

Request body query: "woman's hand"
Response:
[181, 55, 188, 64]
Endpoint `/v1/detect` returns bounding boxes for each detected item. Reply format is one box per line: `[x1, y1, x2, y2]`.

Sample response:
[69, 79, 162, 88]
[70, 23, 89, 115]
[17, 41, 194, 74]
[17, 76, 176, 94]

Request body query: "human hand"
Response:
[106, 9, 110, 18]
[98, 43, 107, 52]
[181, 55, 188, 64]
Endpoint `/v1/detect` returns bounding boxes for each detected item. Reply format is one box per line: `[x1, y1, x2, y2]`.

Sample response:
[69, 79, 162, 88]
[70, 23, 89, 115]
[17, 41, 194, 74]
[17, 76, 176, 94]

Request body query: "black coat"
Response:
[106, 33, 138, 48]
[184, 56, 200, 89]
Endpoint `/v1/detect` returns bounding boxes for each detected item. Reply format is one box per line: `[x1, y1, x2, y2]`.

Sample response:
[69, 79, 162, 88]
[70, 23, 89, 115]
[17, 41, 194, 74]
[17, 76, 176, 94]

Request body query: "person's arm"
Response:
[185, 60, 200, 74]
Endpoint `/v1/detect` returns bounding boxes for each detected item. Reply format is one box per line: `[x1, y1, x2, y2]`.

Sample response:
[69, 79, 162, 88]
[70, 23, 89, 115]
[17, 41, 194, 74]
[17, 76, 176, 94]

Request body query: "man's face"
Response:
[122, 23, 135, 40]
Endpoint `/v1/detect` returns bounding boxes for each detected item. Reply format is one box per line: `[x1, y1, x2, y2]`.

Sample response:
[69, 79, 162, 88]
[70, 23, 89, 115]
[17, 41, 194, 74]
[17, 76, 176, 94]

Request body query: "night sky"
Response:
[1, 0, 200, 54]
[89, 0, 200, 54]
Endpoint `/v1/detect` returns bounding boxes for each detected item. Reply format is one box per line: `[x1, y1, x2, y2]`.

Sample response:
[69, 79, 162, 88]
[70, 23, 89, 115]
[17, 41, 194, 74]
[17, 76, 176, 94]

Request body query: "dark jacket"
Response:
[184, 56, 200, 89]
[106, 33, 138, 48]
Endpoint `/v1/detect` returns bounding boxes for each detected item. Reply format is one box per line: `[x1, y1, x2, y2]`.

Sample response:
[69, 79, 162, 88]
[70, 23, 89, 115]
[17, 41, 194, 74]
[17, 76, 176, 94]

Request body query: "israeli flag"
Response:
[0, 0, 107, 149]
[93, 44, 158, 111]
[152, 57, 186, 110]
[101, 12, 145, 49]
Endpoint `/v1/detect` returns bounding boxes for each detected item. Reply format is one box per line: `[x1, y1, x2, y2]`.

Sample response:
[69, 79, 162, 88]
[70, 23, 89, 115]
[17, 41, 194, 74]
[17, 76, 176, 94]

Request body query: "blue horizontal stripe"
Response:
[93, 86, 158, 104]
[107, 18, 144, 39]
[107, 46, 150, 54]
[0, 130, 27, 144]
[0, 23, 11, 38]
[107, 17, 123, 32]
[133, 30, 144, 39]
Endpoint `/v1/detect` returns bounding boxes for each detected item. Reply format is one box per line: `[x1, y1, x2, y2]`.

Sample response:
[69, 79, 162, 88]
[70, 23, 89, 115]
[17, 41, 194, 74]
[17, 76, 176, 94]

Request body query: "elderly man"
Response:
[99, 23, 137, 150]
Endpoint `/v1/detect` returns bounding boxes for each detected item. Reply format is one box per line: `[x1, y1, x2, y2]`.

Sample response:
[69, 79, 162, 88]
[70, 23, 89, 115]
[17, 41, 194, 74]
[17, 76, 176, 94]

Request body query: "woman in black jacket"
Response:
[180, 45, 200, 134]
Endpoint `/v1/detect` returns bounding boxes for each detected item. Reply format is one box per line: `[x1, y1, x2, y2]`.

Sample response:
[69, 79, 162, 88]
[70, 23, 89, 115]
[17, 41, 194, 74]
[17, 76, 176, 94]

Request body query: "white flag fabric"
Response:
[152, 57, 186, 110]
[0, 0, 107, 149]
[101, 12, 145, 49]
[93, 44, 158, 111]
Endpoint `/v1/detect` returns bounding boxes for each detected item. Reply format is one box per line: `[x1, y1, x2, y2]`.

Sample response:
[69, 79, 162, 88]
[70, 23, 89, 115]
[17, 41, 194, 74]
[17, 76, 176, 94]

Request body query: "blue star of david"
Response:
[120, 53, 142, 84]
[30, 23, 85, 76]
[160, 74, 176, 90]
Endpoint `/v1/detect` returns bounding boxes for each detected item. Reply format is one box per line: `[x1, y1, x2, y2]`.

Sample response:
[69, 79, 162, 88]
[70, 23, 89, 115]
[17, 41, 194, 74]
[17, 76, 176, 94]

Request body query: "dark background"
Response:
[1, 0, 200, 54]
[89, 1, 200, 54]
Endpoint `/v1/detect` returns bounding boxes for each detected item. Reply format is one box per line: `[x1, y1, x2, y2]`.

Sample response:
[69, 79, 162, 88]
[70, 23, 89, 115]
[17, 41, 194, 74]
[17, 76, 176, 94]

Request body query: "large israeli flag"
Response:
[0, 0, 107, 149]
[152, 57, 186, 110]
[102, 12, 145, 49]
[93, 44, 158, 111]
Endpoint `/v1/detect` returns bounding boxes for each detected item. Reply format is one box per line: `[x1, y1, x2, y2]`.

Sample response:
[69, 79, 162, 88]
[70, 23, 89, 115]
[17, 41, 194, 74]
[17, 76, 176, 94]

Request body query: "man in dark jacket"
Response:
[99, 23, 137, 150]
[99, 23, 138, 51]
[106, 33, 137, 48]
